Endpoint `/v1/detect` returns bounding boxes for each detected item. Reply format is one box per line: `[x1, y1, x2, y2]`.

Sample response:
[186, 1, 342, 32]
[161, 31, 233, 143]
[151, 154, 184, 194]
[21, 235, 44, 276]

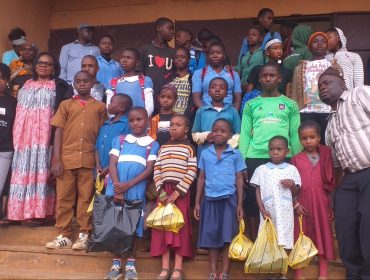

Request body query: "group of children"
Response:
[0, 13, 348, 280]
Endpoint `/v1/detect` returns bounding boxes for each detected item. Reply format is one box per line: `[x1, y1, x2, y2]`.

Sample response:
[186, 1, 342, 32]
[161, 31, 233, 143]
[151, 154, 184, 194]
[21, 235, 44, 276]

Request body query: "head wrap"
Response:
[12, 36, 26, 46]
[264, 38, 282, 51]
[308, 32, 328, 48]
[160, 83, 178, 95]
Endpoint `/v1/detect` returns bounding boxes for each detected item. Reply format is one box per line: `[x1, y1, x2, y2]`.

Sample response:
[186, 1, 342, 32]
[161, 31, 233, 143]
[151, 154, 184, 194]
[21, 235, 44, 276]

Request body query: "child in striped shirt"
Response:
[151, 115, 197, 280]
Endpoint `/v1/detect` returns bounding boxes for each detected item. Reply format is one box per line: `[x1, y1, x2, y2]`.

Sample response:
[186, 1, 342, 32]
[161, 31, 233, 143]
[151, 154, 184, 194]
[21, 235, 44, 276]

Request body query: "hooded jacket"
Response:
[283, 25, 313, 71]
[325, 27, 364, 90]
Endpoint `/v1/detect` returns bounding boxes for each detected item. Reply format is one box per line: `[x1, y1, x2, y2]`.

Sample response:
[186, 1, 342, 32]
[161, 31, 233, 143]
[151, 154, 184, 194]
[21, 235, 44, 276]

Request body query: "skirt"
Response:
[198, 193, 238, 249]
[150, 182, 193, 257]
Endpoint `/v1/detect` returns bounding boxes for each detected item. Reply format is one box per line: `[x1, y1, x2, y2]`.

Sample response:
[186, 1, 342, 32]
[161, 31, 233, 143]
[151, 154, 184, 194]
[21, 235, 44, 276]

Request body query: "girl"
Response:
[149, 84, 177, 146]
[151, 115, 197, 280]
[105, 107, 160, 280]
[251, 136, 301, 251]
[0, 63, 17, 225]
[192, 42, 242, 112]
[291, 121, 335, 280]
[194, 118, 245, 280]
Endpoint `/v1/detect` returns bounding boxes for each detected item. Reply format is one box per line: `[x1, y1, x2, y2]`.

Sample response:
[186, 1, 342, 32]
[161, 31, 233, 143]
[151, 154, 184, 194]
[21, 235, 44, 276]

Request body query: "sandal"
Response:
[170, 269, 183, 280]
[208, 273, 217, 280]
[156, 268, 170, 280]
[219, 273, 230, 280]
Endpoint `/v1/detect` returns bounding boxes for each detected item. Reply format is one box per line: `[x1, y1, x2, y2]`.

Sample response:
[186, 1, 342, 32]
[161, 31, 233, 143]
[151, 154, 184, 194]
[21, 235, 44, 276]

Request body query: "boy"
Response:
[192, 77, 241, 157]
[175, 28, 206, 74]
[106, 48, 154, 117]
[95, 94, 133, 176]
[139, 17, 175, 112]
[46, 70, 107, 250]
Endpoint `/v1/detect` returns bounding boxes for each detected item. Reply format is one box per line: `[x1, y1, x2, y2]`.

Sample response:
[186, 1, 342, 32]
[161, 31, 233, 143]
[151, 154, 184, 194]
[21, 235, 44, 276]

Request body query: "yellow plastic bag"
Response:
[146, 203, 184, 233]
[244, 218, 288, 275]
[87, 174, 105, 213]
[229, 219, 254, 261]
[288, 215, 318, 269]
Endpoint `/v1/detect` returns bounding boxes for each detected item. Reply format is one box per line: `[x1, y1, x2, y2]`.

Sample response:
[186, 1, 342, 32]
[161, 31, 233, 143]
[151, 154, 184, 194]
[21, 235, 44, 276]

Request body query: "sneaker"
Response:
[72, 232, 89, 250]
[105, 265, 123, 280]
[124, 265, 138, 280]
[45, 235, 72, 249]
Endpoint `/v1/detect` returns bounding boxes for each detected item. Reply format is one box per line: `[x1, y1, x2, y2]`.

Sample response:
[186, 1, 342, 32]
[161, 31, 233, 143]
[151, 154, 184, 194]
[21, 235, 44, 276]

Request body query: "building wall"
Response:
[0, 0, 54, 57]
[50, 0, 370, 29]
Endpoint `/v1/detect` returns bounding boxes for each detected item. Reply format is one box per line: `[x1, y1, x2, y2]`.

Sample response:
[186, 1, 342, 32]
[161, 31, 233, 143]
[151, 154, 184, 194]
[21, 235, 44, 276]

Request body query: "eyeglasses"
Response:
[36, 61, 54, 67]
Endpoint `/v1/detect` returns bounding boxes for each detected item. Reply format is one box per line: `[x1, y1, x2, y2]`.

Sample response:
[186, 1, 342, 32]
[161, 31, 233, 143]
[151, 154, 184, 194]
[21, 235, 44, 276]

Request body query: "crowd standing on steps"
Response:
[0, 8, 369, 280]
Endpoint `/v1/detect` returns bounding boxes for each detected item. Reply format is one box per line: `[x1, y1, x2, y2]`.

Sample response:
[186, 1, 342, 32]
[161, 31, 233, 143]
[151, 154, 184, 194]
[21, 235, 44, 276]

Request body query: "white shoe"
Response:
[45, 235, 72, 249]
[72, 232, 89, 250]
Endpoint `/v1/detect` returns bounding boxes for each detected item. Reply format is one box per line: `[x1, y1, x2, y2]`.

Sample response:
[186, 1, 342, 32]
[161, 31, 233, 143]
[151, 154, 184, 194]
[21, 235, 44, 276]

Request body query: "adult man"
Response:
[318, 66, 370, 280]
[59, 23, 99, 84]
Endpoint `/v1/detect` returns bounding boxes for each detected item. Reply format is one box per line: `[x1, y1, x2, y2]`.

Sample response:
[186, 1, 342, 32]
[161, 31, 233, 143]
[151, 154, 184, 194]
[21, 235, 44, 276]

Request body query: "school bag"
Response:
[110, 74, 145, 102]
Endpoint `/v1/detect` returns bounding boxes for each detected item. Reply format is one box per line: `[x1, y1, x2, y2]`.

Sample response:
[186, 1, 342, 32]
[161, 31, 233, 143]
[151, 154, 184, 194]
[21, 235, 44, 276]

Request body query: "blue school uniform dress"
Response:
[192, 65, 242, 106]
[95, 114, 131, 169]
[197, 145, 246, 249]
[192, 104, 241, 156]
[106, 134, 159, 237]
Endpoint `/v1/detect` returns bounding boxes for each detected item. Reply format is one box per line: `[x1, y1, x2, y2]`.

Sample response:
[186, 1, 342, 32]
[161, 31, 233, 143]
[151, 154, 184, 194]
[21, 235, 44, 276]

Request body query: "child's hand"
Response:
[165, 192, 180, 205]
[236, 204, 244, 220]
[280, 179, 295, 189]
[99, 167, 109, 177]
[114, 182, 130, 195]
[329, 207, 334, 222]
[113, 193, 124, 204]
[206, 132, 213, 144]
[194, 203, 201, 220]
[242, 170, 249, 185]
[260, 208, 270, 219]
[295, 204, 309, 216]
[51, 158, 64, 177]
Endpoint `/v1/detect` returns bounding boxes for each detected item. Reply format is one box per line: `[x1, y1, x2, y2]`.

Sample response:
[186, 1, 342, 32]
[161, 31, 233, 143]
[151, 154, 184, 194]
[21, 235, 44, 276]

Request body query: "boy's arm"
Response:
[232, 71, 242, 112]
[289, 101, 302, 155]
[51, 127, 64, 177]
[236, 171, 244, 220]
[238, 103, 252, 159]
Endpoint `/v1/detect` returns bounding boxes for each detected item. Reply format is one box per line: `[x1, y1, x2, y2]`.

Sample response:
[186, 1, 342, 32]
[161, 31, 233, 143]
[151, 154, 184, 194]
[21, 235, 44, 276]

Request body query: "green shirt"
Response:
[236, 47, 265, 86]
[239, 95, 301, 159]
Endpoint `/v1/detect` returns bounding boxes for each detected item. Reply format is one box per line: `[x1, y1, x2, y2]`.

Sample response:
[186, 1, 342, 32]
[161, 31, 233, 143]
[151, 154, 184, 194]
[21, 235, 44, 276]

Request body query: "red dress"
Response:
[291, 146, 335, 260]
[150, 182, 193, 258]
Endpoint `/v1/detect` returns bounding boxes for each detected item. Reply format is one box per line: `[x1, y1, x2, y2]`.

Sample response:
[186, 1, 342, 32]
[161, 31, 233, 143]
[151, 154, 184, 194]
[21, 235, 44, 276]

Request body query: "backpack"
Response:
[110, 75, 145, 101]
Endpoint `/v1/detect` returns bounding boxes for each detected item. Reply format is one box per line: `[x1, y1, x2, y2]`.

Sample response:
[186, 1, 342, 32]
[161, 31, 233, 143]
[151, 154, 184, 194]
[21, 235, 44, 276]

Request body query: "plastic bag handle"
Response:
[299, 215, 304, 235]
[239, 218, 245, 234]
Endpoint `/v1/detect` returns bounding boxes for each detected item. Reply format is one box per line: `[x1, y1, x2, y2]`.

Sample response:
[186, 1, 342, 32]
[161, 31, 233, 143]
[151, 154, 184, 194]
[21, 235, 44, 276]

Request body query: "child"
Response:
[0, 63, 16, 223]
[192, 42, 242, 111]
[96, 34, 123, 90]
[151, 115, 197, 280]
[291, 121, 335, 280]
[236, 26, 265, 93]
[140, 17, 175, 112]
[95, 94, 133, 177]
[149, 84, 177, 146]
[104, 107, 159, 280]
[167, 47, 194, 119]
[192, 77, 241, 157]
[106, 48, 154, 117]
[194, 118, 245, 280]
[251, 136, 301, 250]
[46, 70, 107, 250]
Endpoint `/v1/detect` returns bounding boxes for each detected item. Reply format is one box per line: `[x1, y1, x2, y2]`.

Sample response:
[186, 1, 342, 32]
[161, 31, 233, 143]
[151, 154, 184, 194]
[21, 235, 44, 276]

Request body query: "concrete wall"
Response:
[0, 0, 54, 56]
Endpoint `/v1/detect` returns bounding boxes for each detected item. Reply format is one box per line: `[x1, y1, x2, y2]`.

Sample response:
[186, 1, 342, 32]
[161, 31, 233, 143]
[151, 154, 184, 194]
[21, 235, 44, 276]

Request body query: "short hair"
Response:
[298, 120, 321, 136]
[74, 70, 93, 81]
[114, 93, 133, 110]
[122, 47, 140, 60]
[175, 46, 190, 59]
[206, 35, 222, 45]
[155, 17, 174, 29]
[269, 135, 288, 148]
[281, 20, 297, 29]
[209, 77, 228, 91]
[258, 8, 274, 18]
[0, 63, 11, 81]
[326, 27, 338, 34]
[129, 106, 148, 119]
[32, 52, 61, 80]
[176, 28, 193, 42]
[249, 25, 264, 36]
[198, 28, 213, 41]
[208, 41, 226, 53]
[8, 27, 26, 41]
[260, 61, 281, 75]
[171, 115, 190, 128]
[98, 33, 115, 44]
[212, 118, 232, 132]
[82, 55, 98, 65]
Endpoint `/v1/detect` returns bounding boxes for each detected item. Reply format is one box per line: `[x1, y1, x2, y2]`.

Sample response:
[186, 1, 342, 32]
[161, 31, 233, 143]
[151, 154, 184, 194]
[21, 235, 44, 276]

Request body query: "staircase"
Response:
[0, 223, 346, 279]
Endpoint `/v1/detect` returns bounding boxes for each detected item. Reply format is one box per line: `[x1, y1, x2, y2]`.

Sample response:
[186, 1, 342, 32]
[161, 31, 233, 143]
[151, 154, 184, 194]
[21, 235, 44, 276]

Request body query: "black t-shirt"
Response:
[156, 113, 175, 146]
[247, 64, 293, 95]
[139, 43, 175, 111]
[0, 94, 17, 152]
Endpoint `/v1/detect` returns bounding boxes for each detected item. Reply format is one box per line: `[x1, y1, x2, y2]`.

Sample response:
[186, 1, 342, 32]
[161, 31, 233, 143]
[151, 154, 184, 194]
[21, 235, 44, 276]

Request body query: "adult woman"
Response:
[7, 52, 69, 225]
[290, 32, 342, 143]
[239, 62, 301, 240]
[9, 42, 38, 97]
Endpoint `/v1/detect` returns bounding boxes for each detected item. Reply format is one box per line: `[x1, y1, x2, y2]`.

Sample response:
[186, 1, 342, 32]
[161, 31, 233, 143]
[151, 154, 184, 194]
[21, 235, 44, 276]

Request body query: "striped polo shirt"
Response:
[326, 86, 370, 172]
